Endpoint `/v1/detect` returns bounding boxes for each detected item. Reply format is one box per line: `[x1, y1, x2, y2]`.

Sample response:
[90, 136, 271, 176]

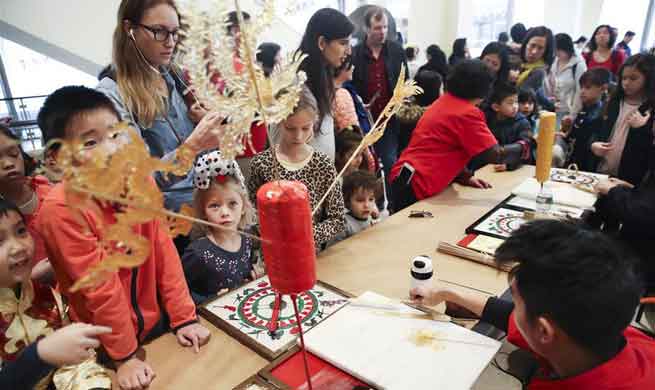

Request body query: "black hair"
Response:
[37, 86, 120, 145]
[421, 44, 449, 81]
[226, 10, 251, 33]
[342, 170, 378, 204]
[413, 70, 442, 107]
[589, 25, 618, 52]
[0, 125, 37, 177]
[480, 42, 510, 83]
[495, 220, 643, 360]
[446, 60, 493, 100]
[625, 30, 636, 37]
[364, 5, 386, 28]
[297, 8, 354, 124]
[256, 42, 281, 77]
[574, 35, 587, 45]
[609, 53, 655, 112]
[518, 88, 539, 117]
[498, 32, 509, 44]
[334, 55, 353, 77]
[521, 26, 555, 67]
[489, 82, 518, 105]
[405, 46, 417, 61]
[579, 68, 611, 87]
[555, 33, 576, 58]
[510, 23, 527, 43]
[449, 38, 467, 64]
[335, 128, 366, 172]
[0, 197, 24, 222]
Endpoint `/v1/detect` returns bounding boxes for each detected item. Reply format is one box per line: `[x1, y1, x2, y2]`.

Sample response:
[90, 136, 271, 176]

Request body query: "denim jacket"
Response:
[97, 69, 195, 211]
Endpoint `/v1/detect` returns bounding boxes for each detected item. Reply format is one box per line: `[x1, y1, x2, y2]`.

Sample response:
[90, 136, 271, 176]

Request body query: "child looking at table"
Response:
[390, 60, 525, 211]
[484, 82, 534, 171]
[35, 86, 210, 390]
[182, 150, 258, 304]
[411, 220, 655, 390]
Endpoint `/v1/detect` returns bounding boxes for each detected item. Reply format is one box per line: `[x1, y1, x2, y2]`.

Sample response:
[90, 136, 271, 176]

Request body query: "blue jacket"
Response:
[484, 110, 535, 170]
[567, 100, 603, 171]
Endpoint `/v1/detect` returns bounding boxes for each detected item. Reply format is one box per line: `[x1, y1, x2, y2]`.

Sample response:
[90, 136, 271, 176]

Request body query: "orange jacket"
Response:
[36, 183, 197, 360]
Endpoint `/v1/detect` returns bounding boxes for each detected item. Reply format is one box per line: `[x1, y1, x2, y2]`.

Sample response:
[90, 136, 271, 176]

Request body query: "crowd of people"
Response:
[1, 1, 655, 389]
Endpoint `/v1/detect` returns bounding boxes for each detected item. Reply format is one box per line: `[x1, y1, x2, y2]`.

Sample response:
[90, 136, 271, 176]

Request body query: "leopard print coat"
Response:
[248, 149, 346, 248]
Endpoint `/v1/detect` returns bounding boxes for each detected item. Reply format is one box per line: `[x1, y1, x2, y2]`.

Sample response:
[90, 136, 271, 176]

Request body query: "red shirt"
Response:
[25, 175, 52, 265]
[507, 312, 655, 389]
[366, 49, 391, 120]
[36, 183, 197, 360]
[583, 50, 626, 76]
[390, 93, 498, 199]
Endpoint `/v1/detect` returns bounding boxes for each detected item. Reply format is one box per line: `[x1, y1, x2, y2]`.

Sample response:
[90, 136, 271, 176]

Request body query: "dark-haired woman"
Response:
[418, 44, 449, 81]
[291, 8, 354, 162]
[584, 25, 626, 77]
[256, 42, 281, 77]
[517, 26, 555, 91]
[449, 38, 469, 67]
[480, 41, 510, 87]
[544, 33, 587, 121]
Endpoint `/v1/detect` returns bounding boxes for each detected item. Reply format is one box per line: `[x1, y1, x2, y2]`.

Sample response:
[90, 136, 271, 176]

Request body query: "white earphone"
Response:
[129, 29, 136, 41]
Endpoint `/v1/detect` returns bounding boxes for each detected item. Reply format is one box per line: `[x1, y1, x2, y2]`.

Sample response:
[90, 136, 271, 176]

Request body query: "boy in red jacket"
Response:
[411, 219, 655, 390]
[36, 86, 210, 390]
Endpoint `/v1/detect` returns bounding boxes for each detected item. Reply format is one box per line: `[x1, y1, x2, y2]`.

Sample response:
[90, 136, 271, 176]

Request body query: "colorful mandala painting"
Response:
[201, 276, 350, 359]
[550, 168, 608, 188]
[473, 208, 526, 239]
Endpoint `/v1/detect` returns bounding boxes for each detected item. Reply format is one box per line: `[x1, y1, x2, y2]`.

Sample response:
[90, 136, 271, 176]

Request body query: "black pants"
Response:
[391, 166, 418, 212]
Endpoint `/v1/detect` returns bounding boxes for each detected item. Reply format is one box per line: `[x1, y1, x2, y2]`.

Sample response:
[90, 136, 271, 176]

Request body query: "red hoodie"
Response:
[36, 183, 197, 360]
[507, 312, 655, 389]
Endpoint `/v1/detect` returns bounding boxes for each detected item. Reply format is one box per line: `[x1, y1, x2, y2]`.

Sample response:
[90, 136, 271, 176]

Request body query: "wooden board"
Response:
[200, 276, 351, 360]
[303, 292, 501, 390]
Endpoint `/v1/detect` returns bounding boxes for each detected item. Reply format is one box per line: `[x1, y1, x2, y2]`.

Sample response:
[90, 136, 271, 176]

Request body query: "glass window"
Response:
[0, 38, 97, 121]
[513, 0, 545, 33]
[599, 0, 650, 54]
[470, 0, 511, 57]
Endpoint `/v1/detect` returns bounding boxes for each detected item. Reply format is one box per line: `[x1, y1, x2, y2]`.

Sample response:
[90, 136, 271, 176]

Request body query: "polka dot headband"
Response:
[193, 150, 246, 191]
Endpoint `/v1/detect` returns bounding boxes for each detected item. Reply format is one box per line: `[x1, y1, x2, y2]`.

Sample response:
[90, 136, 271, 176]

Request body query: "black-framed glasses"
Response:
[137, 24, 180, 42]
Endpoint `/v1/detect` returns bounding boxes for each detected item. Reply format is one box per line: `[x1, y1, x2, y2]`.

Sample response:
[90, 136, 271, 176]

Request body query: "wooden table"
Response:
[138, 165, 533, 389]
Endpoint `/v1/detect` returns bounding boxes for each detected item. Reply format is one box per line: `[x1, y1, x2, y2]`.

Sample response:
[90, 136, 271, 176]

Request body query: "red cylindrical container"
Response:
[257, 180, 317, 294]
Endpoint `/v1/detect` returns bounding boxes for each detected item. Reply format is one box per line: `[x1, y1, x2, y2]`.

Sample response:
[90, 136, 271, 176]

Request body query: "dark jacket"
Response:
[590, 99, 654, 185]
[342, 80, 372, 134]
[594, 167, 655, 288]
[484, 110, 535, 170]
[0, 343, 53, 390]
[351, 38, 409, 105]
[566, 100, 604, 171]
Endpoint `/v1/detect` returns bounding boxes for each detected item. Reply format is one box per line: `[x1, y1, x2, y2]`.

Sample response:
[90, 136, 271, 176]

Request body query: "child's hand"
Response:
[176, 323, 211, 353]
[493, 164, 507, 172]
[37, 323, 112, 367]
[627, 110, 650, 128]
[591, 142, 613, 157]
[409, 286, 453, 307]
[116, 356, 156, 390]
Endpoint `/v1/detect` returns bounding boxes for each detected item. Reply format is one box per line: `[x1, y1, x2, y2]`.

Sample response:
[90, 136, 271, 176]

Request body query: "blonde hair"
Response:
[192, 177, 255, 234]
[113, 0, 182, 128]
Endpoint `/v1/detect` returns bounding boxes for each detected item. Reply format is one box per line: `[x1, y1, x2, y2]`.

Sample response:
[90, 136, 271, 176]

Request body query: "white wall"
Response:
[409, 0, 459, 62]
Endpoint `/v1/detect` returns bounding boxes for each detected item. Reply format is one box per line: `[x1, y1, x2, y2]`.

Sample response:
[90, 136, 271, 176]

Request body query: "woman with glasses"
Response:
[97, 0, 224, 213]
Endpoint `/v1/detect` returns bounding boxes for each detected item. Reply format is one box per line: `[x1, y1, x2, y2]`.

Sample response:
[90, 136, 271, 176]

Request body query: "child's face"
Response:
[341, 147, 363, 175]
[493, 94, 519, 119]
[519, 100, 534, 116]
[0, 211, 34, 287]
[348, 187, 376, 220]
[579, 83, 605, 106]
[621, 66, 646, 99]
[204, 182, 244, 231]
[0, 133, 25, 186]
[481, 53, 501, 75]
[63, 108, 126, 164]
[510, 281, 555, 358]
[279, 109, 316, 147]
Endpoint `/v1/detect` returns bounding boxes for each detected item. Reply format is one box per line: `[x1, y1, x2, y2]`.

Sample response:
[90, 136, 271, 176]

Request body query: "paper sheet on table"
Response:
[303, 291, 501, 390]
[511, 177, 598, 209]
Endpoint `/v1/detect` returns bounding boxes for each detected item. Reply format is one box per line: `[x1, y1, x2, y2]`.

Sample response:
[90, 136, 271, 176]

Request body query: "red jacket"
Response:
[36, 183, 197, 360]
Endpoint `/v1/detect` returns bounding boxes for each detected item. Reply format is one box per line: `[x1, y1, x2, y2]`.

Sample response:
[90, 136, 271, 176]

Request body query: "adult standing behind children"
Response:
[449, 38, 470, 67]
[352, 5, 409, 177]
[583, 25, 626, 78]
[417, 44, 449, 82]
[97, 0, 224, 212]
[389, 60, 525, 211]
[544, 33, 587, 122]
[516, 26, 555, 94]
[617, 31, 636, 58]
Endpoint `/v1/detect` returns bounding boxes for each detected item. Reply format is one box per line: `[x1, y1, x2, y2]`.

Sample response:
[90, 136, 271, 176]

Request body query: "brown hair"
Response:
[113, 0, 183, 128]
[364, 6, 386, 28]
[192, 177, 255, 233]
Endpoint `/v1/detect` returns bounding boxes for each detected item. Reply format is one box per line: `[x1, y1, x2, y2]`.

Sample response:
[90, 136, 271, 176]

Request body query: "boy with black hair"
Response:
[35, 86, 210, 390]
[484, 82, 534, 171]
[390, 60, 523, 210]
[341, 170, 383, 237]
[563, 68, 611, 171]
[618, 31, 636, 57]
[411, 219, 655, 389]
